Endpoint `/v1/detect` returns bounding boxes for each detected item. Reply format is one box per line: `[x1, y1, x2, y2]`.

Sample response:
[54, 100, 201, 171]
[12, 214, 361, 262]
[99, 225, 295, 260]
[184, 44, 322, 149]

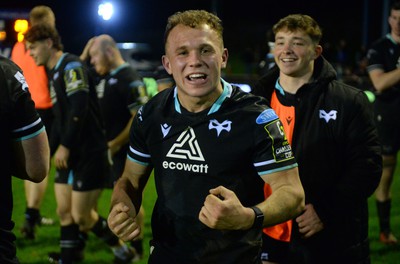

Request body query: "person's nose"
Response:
[282, 46, 293, 55]
[188, 51, 202, 67]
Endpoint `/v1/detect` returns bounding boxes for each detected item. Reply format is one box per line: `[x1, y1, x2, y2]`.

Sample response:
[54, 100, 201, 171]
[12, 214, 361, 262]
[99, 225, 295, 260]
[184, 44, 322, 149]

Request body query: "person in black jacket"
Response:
[253, 14, 382, 264]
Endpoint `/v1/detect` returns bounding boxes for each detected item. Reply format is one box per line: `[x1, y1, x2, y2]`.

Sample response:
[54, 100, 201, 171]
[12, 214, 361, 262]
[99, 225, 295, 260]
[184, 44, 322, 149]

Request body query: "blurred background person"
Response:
[366, 0, 400, 245]
[81, 34, 148, 260]
[25, 24, 135, 264]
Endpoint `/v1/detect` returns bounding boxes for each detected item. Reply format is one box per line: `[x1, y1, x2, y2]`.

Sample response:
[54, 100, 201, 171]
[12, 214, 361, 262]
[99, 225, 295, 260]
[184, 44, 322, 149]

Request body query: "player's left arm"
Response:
[108, 109, 136, 156]
[60, 62, 91, 149]
[258, 166, 304, 226]
[199, 167, 304, 230]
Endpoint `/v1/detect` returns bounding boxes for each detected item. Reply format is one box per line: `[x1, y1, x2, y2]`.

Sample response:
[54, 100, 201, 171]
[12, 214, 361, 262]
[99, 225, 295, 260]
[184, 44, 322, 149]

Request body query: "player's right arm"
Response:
[107, 159, 152, 241]
[12, 131, 50, 182]
[368, 67, 400, 92]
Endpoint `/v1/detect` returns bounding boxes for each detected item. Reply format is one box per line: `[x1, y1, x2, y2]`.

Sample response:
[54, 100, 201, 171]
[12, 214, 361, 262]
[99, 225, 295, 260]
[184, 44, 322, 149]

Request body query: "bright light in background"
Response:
[14, 19, 28, 42]
[98, 2, 114, 21]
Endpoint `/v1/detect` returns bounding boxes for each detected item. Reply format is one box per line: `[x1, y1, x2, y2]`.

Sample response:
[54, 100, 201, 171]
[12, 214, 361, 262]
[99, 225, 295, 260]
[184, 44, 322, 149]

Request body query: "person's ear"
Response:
[314, 45, 323, 60]
[162, 55, 172, 75]
[45, 38, 53, 49]
[221, 48, 229, 69]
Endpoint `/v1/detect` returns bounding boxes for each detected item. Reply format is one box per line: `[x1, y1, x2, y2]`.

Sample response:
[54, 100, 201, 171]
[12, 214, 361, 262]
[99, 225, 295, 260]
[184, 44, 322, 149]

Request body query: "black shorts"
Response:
[54, 150, 110, 191]
[261, 233, 289, 263]
[373, 96, 400, 155]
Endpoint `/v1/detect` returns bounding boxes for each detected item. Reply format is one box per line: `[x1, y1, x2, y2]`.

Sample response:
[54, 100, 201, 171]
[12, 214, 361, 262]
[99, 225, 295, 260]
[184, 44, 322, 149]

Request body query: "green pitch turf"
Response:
[11, 163, 400, 263]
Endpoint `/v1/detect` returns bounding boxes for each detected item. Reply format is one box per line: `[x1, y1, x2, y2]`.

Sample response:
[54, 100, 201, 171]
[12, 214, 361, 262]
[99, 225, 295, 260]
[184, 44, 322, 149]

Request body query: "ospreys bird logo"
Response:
[208, 119, 232, 136]
[319, 110, 337, 123]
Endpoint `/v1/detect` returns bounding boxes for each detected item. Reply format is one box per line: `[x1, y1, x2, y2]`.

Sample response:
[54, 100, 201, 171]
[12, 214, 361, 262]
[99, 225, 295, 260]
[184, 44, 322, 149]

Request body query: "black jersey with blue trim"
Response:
[128, 79, 297, 262]
[95, 63, 147, 141]
[48, 53, 107, 159]
[367, 34, 400, 98]
[0, 56, 45, 250]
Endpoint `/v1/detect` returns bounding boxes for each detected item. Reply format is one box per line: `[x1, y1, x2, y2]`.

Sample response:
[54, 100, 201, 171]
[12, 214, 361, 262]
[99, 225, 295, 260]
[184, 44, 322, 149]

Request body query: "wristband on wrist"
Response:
[250, 206, 264, 228]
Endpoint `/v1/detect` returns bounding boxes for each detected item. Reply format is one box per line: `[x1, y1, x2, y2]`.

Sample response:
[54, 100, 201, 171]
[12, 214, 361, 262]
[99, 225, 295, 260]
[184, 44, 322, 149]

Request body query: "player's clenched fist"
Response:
[107, 202, 141, 242]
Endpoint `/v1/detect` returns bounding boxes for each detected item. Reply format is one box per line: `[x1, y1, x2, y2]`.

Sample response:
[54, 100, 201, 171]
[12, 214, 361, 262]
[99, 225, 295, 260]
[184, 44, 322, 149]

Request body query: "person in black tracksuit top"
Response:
[252, 14, 382, 264]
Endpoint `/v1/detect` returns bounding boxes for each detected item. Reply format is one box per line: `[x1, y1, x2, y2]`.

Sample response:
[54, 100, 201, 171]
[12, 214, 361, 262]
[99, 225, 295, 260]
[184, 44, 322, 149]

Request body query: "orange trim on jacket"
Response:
[262, 90, 295, 242]
[11, 42, 52, 109]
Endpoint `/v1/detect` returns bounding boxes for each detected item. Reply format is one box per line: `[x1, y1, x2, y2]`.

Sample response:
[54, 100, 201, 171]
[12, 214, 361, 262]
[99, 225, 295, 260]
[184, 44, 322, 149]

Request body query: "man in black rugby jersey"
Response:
[25, 24, 136, 264]
[367, 0, 400, 245]
[0, 55, 50, 264]
[80, 34, 148, 260]
[108, 10, 305, 264]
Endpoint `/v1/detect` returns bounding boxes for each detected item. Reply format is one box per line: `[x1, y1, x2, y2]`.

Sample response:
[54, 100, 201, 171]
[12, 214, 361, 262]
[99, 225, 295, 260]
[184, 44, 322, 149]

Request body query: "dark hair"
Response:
[391, 0, 400, 11]
[164, 10, 224, 49]
[272, 14, 322, 44]
[25, 23, 63, 51]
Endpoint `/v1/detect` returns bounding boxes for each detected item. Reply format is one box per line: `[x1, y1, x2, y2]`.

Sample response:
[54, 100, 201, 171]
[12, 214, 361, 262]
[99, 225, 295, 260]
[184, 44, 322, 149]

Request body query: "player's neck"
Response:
[109, 56, 126, 72]
[47, 50, 63, 70]
[390, 31, 400, 44]
[279, 72, 313, 94]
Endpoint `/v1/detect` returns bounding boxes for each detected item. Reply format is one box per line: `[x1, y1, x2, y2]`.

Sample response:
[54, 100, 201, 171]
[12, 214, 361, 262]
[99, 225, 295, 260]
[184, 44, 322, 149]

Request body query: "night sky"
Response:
[0, 0, 388, 64]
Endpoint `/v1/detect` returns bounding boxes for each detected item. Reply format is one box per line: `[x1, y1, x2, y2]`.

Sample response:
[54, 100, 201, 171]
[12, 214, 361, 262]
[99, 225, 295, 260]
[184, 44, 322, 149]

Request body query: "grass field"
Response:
[11, 163, 400, 263]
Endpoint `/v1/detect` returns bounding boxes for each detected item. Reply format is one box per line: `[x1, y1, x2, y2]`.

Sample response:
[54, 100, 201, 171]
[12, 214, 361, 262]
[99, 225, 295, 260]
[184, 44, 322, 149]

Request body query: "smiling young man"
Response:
[107, 10, 305, 263]
[253, 14, 382, 264]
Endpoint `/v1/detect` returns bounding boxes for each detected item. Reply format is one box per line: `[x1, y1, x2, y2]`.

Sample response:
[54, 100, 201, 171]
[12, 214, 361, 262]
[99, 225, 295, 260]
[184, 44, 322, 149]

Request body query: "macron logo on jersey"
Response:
[108, 78, 118, 85]
[53, 72, 59, 81]
[161, 123, 171, 138]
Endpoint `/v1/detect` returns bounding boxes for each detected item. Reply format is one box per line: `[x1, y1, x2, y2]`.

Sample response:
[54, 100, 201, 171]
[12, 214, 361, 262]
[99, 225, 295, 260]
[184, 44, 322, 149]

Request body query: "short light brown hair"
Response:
[164, 10, 224, 49]
[273, 14, 322, 44]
